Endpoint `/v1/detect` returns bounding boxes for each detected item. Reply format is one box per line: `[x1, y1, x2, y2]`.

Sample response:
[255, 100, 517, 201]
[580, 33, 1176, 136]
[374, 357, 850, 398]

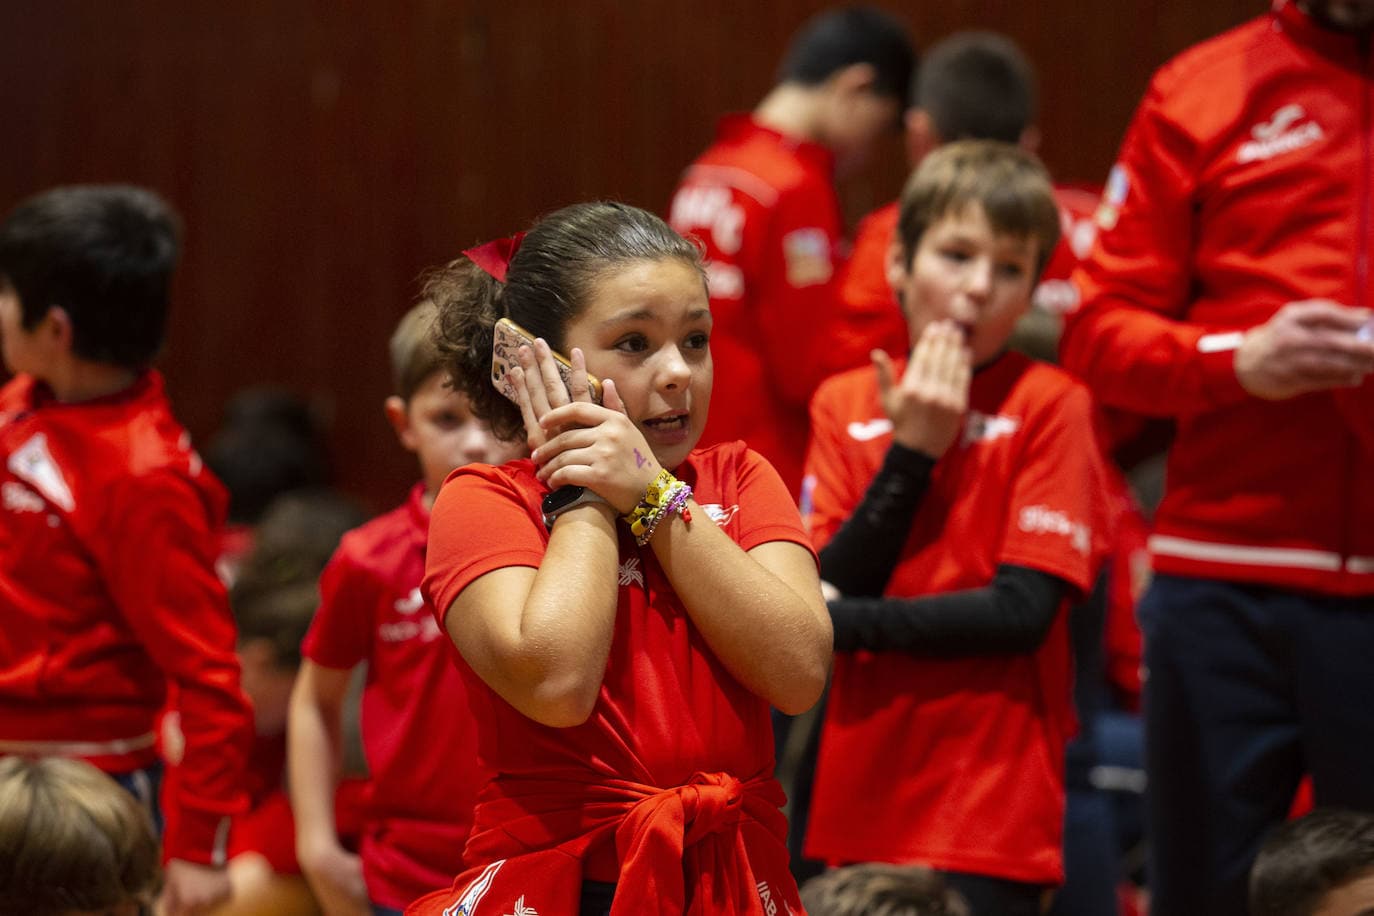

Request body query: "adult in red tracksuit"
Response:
[669, 7, 914, 496]
[1058, 2, 1374, 912]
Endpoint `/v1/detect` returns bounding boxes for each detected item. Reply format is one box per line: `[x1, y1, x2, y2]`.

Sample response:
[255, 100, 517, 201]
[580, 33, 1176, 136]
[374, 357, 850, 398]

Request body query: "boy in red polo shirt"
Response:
[0, 185, 253, 915]
[288, 301, 523, 915]
[668, 6, 914, 495]
[801, 142, 1108, 916]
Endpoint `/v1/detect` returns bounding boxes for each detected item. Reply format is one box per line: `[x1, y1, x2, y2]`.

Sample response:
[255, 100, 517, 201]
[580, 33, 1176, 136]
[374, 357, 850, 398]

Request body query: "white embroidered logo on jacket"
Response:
[2, 481, 44, 514]
[444, 859, 505, 916]
[505, 896, 538, 916]
[962, 411, 1021, 448]
[8, 434, 74, 511]
[847, 418, 893, 442]
[1236, 103, 1325, 164]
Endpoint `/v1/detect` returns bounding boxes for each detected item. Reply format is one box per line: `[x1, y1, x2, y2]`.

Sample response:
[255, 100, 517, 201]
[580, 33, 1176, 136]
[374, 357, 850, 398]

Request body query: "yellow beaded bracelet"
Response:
[623, 469, 694, 545]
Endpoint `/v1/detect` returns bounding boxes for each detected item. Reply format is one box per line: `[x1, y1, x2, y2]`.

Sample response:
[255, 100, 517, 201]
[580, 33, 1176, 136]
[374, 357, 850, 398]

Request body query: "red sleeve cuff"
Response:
[1194, 330, 1249, 408]
[161, 797, 238, 866]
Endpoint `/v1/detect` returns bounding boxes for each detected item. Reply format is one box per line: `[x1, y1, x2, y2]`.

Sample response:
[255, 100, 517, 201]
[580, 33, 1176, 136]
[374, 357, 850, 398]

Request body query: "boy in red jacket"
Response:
[0, 184, 254, 915]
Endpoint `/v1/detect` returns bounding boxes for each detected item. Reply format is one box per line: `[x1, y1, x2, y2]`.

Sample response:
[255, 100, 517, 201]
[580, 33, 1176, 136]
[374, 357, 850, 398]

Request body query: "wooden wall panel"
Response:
[0, 0, 1259, 510]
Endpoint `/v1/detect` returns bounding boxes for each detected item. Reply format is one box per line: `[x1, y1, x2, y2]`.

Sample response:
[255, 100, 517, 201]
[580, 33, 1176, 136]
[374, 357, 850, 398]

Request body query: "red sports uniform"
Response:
[802, 352, 1107, 884]
[0, 371, 253, 864]
[1059, 0, 1374, 595]
[301, 483, 484, 908]
[669, 115, 845, 494]
[411, 442, 811, 916]
[830, 186, 1102, 373]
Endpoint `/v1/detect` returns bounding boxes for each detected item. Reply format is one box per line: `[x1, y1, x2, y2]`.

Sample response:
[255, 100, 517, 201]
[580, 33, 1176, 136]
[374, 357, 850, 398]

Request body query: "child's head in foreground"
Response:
[1250, 808, 1374, 916]
[800, 862, 970, 916]
[386, 298, 524, 496]
[0, 184, 180, 378]
[0, 755, 160, 916]
[886, 139, 1060, 365]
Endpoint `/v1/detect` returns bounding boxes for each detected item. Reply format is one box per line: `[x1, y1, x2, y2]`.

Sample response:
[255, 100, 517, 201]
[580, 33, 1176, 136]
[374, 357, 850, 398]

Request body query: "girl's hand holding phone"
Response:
[508, 339, 599, 451]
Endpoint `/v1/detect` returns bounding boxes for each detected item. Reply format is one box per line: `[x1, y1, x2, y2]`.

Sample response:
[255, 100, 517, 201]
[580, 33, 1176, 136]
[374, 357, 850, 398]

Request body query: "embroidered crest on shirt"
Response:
[1236, 103, 1324, 164]
[505, 897, 538, 916]
[699, 503, 740, 527]
[783, 228, 833, 287]
[8, 433, 74, 511]
[962, 411, 1021, 448]
[445, 859, 505, 916]
[618, 557, 645, 588]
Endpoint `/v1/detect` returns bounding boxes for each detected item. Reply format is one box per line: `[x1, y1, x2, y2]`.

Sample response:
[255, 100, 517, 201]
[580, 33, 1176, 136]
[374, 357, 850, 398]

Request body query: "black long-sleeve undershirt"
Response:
[817, 441, 1068, 656]
[828, 564, 1066, 655]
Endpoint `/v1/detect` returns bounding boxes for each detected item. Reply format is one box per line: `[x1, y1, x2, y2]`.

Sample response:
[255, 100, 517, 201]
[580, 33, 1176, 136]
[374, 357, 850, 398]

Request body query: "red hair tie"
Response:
[463, 231, 526, 283]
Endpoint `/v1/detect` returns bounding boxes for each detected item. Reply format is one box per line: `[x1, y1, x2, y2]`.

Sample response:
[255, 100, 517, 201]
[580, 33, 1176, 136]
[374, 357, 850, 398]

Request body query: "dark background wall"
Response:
[0, 1, 1257, 511]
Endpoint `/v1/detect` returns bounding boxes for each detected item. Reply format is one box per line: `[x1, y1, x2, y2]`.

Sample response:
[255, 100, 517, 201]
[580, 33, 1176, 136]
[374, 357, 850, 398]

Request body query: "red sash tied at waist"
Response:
[407, 770, 805, 916]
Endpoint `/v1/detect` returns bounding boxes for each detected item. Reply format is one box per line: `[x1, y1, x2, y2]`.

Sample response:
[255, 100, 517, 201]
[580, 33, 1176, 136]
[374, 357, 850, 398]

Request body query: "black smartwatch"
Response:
[541, 485, 609, 528]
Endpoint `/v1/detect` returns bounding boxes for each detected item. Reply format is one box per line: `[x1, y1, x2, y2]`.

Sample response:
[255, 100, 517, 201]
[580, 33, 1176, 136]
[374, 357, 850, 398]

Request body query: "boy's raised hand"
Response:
[873, 320, 972, 458]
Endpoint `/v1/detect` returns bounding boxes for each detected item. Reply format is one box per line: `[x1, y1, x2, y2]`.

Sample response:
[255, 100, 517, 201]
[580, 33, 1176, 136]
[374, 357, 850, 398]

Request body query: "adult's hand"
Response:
[1235, 300, 1374, 400]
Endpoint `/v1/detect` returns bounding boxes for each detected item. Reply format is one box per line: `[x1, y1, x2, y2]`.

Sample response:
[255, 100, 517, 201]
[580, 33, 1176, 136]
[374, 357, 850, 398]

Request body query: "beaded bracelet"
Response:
[623, 468, 694, 546]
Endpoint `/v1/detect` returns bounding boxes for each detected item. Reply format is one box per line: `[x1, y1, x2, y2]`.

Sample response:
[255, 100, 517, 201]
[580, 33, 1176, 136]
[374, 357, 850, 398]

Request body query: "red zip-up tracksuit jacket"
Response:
[1059, 0, 1374, 595]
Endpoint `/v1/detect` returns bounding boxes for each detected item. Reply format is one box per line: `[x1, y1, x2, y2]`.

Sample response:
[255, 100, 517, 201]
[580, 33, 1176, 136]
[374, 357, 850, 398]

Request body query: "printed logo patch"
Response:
[445, 859, 506, 916]
[1094, 164, 1130, 231]
[505, 896, 538, 916]
[962, 411, 1021, 447]
[8, 434, 74, 511]
[618, 557, 645, 588]
[2, 481, 44, 514]
[846, 418, 893, 442]
[699, 503, 740, 527]
[394, 587, 424, 614]
[783, 228, 834, 287]
[1236, 103, 1324, 164]
[1019, 504, 1092, 556]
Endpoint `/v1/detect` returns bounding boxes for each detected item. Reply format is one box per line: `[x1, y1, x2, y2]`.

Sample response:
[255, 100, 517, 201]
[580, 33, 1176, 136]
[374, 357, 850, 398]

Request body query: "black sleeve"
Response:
[828, 564, 1068, 656]
[817, 443, 936, 597]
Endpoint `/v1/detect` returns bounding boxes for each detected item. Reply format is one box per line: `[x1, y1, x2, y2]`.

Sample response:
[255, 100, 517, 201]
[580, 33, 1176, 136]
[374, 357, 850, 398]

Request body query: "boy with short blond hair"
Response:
[288, 298, 523, 915]
[0, 184, 253, 915]
[801, 141, 1108, 916]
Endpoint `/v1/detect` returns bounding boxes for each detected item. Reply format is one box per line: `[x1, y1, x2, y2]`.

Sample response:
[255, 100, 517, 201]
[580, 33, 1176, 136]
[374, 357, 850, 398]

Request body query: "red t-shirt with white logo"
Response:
[302, 483, 482, 908]
[417, 443, 812, 913]
[669, 115, 845, 494]
[801, 351, 1107, 884]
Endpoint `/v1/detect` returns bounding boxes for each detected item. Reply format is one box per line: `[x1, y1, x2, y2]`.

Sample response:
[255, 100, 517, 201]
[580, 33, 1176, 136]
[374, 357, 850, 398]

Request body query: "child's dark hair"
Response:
[895, 140, 1061, 277]
[232, 579, 321, 670]
[778, 6, 915, 101]
[390, 300, 446, 402]
[1250, 808, 1374, 916]
[914, 31, 1037, 144]
[429, 201, 703, 442]
[800, 863, 971, 916]
[230, 490, 365, 613]
[0, 184, 181, 369]
[0, 756, 161, 915]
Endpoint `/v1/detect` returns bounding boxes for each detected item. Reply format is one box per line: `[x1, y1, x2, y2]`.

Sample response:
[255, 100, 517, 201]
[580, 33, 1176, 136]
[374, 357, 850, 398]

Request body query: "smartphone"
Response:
[491, 317, 603, 405]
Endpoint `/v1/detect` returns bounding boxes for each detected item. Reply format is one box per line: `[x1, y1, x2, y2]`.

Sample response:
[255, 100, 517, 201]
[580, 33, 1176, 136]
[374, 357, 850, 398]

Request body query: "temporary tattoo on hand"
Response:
[634, 448, 650, 469]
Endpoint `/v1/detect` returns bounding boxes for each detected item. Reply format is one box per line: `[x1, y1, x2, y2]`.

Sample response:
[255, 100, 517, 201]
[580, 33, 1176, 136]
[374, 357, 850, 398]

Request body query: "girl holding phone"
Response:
[412, 202, 830, 916]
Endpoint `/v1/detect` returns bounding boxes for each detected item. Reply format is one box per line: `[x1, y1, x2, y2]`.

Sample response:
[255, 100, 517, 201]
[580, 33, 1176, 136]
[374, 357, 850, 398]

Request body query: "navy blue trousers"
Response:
[1140, 574, 1374, 916]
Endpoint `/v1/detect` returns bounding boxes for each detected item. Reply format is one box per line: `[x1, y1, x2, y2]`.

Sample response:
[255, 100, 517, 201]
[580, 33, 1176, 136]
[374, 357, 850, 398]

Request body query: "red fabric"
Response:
[827, 186, 1103, 376]
[801, 352, 1109, 884]
[668, 115, 845, 494]
[1103, 470, 1149, 708]
[0, 371, 253, 864]
[408, 772, 801, 916]
[301, 483, 484, 908]
[416, 441, 812, 914]
[1058, 1, 1374, 594]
